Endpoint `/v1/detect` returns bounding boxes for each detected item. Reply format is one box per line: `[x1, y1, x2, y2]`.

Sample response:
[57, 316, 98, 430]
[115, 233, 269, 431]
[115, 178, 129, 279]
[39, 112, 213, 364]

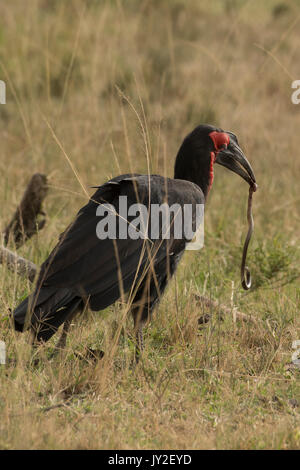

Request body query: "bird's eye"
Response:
[209, 131, 230, 152]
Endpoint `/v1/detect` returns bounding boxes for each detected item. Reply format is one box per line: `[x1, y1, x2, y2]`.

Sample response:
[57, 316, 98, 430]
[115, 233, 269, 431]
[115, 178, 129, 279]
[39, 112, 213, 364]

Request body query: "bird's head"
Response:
[174, 124, 257, 198]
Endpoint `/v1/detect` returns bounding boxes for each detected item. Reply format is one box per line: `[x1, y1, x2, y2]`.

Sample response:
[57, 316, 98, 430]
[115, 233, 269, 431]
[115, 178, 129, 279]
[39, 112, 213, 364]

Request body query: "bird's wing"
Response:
[37, 177, 164, 311]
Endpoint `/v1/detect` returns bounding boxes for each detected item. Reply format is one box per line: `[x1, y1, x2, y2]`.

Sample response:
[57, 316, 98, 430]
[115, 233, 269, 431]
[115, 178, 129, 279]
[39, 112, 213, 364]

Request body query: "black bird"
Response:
[13, 124, 256, 358]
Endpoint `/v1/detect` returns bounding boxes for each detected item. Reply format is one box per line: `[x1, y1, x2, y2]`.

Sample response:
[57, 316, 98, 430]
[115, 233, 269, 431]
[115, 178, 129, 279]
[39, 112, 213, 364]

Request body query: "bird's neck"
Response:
[174, 150, 213, 200]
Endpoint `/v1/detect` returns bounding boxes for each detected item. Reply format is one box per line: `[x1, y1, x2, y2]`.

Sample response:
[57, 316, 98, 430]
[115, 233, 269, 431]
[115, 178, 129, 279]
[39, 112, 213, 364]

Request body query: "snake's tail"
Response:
[241, 186, 255, 291]
[241, 266, 251, 290]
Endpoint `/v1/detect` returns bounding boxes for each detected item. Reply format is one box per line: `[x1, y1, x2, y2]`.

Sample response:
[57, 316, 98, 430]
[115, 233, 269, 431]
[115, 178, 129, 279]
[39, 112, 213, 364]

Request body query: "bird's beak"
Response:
[215, 137, 257, 188]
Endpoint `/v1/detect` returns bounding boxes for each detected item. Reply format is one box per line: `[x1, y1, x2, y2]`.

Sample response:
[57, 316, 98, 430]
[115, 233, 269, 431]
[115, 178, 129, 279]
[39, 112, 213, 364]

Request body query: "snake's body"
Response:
[241, 184, 257, 290]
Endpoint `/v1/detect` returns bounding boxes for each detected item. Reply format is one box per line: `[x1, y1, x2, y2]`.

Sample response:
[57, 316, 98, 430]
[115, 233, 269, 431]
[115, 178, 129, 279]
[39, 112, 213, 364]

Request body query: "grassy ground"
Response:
[0, 0, 299, 449]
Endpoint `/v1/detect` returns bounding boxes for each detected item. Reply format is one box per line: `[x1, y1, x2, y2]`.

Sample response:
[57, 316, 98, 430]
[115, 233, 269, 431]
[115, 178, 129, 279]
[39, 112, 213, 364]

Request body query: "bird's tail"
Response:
[13, 286, 83, 342]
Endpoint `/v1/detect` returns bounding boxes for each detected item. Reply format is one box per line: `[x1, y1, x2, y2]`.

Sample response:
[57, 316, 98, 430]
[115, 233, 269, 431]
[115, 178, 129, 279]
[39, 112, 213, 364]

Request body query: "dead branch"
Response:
[194, 294, 259, 325]
[3, 173, 48, 248]
[0, 245, 37, 282]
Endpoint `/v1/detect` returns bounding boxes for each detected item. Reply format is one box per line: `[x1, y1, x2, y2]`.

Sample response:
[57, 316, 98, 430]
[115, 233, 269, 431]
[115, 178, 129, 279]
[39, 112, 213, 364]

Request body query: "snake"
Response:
[241, 183, 258, 290]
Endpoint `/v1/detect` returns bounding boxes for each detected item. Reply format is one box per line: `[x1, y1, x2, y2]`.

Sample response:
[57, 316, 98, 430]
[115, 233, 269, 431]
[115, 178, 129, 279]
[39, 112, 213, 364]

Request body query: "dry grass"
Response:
[0, 0, 300, 449]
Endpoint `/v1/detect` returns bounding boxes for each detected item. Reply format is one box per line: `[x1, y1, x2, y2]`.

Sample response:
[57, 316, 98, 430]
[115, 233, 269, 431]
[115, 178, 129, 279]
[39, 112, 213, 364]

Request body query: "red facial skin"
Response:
[208, 131, 230, 193]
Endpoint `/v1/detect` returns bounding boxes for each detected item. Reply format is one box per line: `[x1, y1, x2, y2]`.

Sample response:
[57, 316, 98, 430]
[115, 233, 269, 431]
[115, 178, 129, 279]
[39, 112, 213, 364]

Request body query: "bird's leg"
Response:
[135, 324, 144, 364]
[132, 305, 146, 364]
[30, 327, 47, 366]
[29, 322, 70, 365]
[54, 306, 79, 352]
[55, 317, 72, 351]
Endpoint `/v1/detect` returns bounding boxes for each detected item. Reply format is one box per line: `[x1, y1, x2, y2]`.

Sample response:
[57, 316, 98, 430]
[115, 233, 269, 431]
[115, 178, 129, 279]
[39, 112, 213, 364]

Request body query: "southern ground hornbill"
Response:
[13, 124, 257, 359]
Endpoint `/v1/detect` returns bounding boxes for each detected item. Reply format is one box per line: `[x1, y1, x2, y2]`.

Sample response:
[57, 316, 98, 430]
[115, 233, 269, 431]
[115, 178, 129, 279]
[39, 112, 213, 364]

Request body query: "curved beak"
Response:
[215, 136, 257, 188]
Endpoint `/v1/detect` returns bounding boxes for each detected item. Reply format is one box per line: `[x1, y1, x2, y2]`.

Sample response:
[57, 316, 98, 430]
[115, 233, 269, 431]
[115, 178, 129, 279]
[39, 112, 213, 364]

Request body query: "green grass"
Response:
[0, 0, 299, 449]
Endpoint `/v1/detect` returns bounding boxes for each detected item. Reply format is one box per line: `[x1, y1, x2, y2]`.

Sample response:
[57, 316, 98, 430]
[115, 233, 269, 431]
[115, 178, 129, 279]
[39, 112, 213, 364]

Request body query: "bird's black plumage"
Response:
[13, 124, 256, 351]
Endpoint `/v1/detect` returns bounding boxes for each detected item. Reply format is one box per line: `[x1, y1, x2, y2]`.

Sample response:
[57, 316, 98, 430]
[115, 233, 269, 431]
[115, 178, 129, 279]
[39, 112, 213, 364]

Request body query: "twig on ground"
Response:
[194, 294, 259, 325]
[0, 245, 37, 282]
